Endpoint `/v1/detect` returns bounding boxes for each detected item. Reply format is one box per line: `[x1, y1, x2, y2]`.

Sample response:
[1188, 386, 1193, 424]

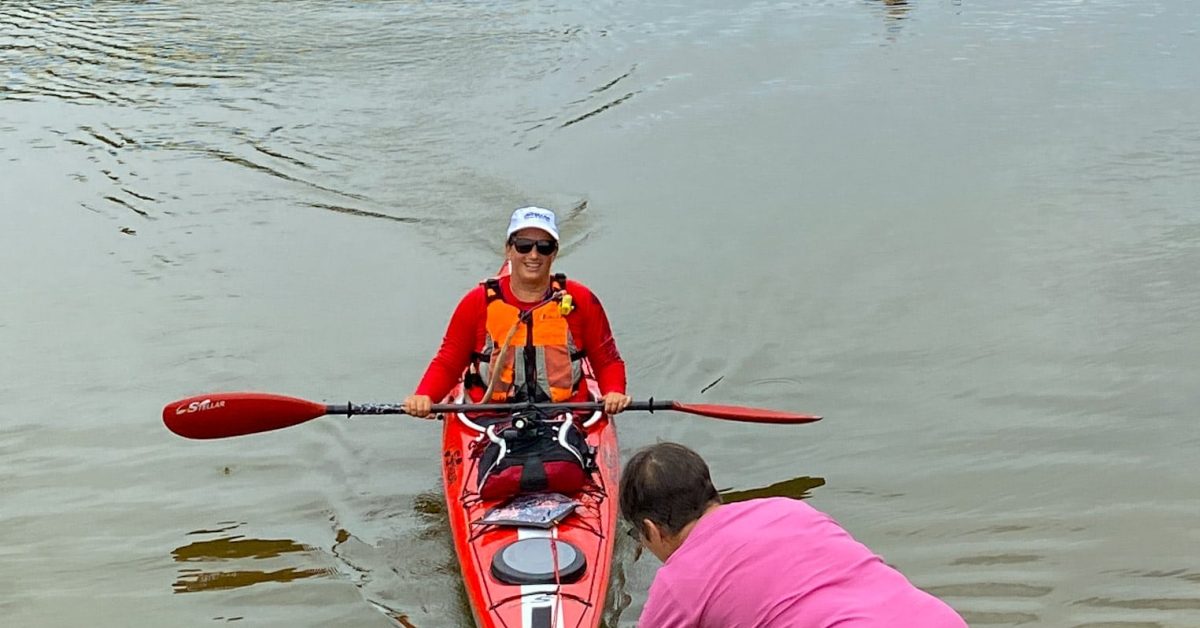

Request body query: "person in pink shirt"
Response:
[619, 442, 968, 628]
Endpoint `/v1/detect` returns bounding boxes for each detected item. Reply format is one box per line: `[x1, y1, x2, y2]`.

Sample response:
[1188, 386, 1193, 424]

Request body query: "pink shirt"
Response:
[639, 498, 967, 628]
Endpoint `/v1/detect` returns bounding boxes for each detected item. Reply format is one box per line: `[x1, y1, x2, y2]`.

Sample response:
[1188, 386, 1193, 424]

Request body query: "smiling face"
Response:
[505, 227, 558, 286]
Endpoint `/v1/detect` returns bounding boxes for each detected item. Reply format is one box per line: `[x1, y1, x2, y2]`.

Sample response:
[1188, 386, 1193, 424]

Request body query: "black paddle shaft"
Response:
[326, 399, 674, 417]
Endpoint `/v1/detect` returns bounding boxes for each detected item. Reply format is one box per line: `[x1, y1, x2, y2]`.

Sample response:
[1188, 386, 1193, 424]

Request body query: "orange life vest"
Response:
[475, 274, 584, 403]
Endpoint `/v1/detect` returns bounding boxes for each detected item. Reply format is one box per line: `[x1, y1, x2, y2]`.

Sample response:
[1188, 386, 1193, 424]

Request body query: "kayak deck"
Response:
[440, 372, 619, 628]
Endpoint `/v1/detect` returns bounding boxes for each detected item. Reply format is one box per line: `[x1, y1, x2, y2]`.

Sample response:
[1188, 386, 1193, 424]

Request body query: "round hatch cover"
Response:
[491, 538, 587, 585]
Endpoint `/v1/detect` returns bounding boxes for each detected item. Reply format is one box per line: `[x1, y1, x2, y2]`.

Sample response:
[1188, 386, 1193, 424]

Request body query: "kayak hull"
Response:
[440, 370, 619, 628]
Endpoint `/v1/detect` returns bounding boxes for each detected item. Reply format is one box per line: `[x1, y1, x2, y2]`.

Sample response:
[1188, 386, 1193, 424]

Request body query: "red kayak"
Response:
[439, 263, 619, 628]
[440, 366, 618, 628]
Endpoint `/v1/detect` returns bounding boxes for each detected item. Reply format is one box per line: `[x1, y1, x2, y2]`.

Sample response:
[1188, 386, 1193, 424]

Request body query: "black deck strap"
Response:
[520, 460, 549, 492]
[647, 397, 654, 413]
[531, 606, 553, 628]
[570, 349, 587, 361]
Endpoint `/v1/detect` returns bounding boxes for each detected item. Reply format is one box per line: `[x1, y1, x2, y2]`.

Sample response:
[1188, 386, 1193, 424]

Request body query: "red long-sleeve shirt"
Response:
[414, 276, 626, 401]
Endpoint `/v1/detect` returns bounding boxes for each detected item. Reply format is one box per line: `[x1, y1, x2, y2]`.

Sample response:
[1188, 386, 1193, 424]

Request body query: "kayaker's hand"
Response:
[602, 392, 632, 415]
[404, 394, 433, 418]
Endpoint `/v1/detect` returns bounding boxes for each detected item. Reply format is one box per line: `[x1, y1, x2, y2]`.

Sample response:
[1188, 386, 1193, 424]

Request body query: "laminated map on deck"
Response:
[477, 492, 580, 528]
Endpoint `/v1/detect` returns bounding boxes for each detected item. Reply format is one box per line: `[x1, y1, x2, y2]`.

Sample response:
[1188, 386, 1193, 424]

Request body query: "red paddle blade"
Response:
[163, 392, 329, 439]
[670, 402, 822, 424]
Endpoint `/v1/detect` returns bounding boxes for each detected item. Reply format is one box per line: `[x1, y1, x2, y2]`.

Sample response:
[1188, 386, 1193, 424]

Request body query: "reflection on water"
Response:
[174, 535, 311, 562]
[720, 475, 826, 503]
[171, 524, 332, 594]
[867, 0, 914, 41]
[871, 0, 913, 21]
[173, 566, 331, 594]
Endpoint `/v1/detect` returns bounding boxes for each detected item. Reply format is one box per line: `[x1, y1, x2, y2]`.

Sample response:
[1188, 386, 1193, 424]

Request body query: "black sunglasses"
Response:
[509, 237, 558, 255]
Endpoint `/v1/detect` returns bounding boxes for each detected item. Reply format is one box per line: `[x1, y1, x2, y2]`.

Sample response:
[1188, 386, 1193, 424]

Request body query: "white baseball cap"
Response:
[506, 206, 559, 241]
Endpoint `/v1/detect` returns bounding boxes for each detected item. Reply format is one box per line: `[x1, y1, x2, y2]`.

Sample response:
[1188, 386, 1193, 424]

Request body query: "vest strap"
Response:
[483, 278, 502, 301]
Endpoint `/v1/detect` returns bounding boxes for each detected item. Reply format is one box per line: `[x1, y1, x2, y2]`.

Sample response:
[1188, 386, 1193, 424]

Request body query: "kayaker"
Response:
[620, 442, 969, 628]
[403, 206, 631, 417]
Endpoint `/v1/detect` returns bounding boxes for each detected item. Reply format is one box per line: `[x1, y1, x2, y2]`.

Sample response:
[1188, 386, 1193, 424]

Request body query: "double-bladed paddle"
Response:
[162, 392, 822, 440]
